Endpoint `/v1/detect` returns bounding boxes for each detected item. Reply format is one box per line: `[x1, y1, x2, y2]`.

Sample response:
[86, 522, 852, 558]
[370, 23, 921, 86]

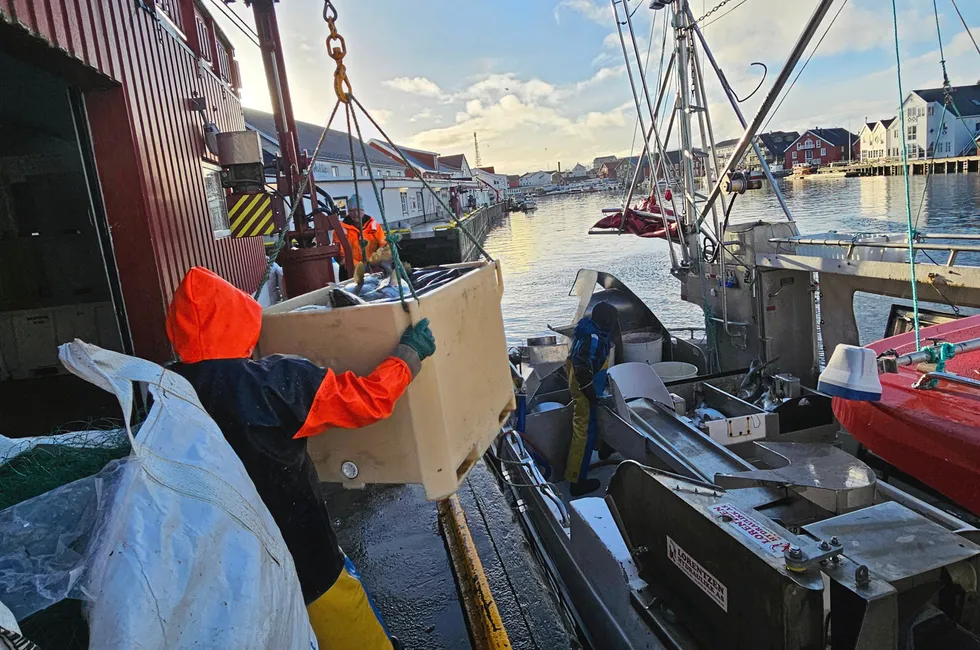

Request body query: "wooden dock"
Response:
[818, 155, 980, 178]
[395, 201, 506, 267]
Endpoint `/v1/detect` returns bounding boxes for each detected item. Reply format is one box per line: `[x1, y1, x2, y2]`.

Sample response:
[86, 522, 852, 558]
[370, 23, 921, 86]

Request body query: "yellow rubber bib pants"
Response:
[307, 557, 392, 649]
[564, 355, 610, 484]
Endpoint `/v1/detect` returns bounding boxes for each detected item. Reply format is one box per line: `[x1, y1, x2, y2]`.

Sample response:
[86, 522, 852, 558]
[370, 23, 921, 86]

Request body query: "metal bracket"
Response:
[783, 536, 844, 572]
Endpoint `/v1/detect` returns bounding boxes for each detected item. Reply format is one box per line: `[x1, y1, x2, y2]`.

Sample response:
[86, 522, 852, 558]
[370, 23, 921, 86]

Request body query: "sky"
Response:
[210, 0, 980, 175]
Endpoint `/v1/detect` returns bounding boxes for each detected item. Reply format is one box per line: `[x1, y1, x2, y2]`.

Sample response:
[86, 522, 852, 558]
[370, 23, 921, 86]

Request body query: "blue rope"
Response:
[891, 0, 922, 351]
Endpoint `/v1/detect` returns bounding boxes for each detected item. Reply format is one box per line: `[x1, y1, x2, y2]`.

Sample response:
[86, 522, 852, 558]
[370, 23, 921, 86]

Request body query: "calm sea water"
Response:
[484, 174, 980, 347]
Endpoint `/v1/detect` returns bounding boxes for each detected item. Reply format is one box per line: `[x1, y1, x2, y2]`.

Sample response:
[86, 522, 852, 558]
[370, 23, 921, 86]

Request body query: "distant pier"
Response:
[808, 155, 980, 178]
[393, 201, 506, 267]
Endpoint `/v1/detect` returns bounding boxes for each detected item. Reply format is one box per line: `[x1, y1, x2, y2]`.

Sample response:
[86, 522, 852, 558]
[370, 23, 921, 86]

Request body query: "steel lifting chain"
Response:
[323, 0, 352, 102]
[692, 0, 736, 24]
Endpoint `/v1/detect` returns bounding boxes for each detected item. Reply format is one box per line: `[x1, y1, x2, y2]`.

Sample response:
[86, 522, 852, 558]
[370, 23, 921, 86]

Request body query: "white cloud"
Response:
[699, 2, 937, 70]
[407, 93, 635, 173]
[703, 19, 980, 146]
[575, 65, 626, 91]
[553, 0, 611, 25]
[409, 108, 434, 122]
[382, 76, 444, 98]
[370, 109, 393, 126]
[458, 73, 558, 105]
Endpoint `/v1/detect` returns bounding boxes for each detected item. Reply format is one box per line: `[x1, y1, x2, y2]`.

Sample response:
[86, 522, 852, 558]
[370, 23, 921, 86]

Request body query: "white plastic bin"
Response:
[650, 361, 698, 382]
[258, 261, 515, 500]
[621, 331, 663, 364]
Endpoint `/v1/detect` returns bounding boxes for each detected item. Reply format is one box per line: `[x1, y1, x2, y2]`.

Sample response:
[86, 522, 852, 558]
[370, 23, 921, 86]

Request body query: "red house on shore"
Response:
[0, 1, 267, 432]
[784, 128, 860, 168]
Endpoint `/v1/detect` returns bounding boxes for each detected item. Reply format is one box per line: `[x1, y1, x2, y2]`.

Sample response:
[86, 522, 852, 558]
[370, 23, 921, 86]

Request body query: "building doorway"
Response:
[0, 51, 126, 435]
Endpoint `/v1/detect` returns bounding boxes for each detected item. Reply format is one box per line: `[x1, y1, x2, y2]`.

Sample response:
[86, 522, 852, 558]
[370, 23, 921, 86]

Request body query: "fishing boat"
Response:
[791, 161, 818, 177]
[835, 314, 980, 514]
[493, 0, 980, 648]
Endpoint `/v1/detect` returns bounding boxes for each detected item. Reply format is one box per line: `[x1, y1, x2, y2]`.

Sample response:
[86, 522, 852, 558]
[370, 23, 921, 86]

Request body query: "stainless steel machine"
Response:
[498, 269, 980, 649]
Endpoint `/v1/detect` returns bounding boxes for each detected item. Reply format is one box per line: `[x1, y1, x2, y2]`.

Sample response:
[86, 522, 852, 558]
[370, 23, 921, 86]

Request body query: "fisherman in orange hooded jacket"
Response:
[165, 266, 434, 650]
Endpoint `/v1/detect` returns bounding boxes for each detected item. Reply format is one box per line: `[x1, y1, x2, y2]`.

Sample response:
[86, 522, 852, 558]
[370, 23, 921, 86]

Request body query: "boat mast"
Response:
[673, 0, 701, 264]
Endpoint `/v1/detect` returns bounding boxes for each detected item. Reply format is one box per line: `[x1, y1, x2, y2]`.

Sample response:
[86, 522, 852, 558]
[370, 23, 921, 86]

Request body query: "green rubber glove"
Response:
[400, 318, 436, 361]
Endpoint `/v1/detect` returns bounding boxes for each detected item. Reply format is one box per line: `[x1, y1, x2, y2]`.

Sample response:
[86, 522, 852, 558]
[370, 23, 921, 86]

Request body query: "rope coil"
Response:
[924, 341, 957, 388]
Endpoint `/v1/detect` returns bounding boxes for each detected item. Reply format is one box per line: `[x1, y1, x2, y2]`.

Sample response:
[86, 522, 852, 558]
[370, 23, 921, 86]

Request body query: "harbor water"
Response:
[485, 174, 980, 347]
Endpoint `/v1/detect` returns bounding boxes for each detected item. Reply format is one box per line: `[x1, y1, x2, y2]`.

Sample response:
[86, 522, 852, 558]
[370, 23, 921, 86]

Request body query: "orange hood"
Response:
[166, 267, 262, 362]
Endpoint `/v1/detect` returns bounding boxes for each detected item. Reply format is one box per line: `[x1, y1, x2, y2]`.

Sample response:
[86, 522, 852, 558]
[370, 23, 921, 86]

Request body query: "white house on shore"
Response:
[519, 171, 553, 188]
[859, 118, 897, 162]
[902, 85, 980, 159]
[473, 167, 508, 200]
[592, 155, 617, 170]
[245, 108, 405, 181]
[438, 154, 473, 179]
[565, 163, 589, 179]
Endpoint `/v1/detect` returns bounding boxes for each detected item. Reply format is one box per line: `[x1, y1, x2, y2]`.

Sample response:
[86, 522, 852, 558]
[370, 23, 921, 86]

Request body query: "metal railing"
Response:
[768, 233, 980, 268]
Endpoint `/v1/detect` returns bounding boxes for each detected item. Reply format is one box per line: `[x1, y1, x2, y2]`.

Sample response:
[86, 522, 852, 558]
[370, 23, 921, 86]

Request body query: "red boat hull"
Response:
[834, 315, 980, 514]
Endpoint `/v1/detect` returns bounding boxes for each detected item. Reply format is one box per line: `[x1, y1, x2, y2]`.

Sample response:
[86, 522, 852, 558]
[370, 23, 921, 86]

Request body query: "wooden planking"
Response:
[1, 0, 265, 361]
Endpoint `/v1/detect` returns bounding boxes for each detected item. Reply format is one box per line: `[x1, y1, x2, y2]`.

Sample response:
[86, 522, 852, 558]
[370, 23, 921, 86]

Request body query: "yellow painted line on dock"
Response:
[438, 494, 512, 650]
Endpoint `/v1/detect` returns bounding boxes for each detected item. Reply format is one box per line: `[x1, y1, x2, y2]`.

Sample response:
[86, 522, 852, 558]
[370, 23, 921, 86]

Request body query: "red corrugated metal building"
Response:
[0, 0, 266, 371]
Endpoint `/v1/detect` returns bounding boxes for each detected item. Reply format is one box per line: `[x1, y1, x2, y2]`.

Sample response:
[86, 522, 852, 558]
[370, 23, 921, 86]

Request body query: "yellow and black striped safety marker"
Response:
[228, 192, 274, 238]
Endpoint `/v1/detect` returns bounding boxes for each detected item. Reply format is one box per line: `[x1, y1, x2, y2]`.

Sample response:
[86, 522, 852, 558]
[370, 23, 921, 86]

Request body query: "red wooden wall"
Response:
[0, 0, 266, 361]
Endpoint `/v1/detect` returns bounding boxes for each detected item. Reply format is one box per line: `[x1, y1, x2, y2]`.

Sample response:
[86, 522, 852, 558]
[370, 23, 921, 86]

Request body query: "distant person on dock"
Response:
[565, 301, 619, 496]
[449, 188, 462, 221]
[339, 195, 388, 278]
[166, 267, 435, 650]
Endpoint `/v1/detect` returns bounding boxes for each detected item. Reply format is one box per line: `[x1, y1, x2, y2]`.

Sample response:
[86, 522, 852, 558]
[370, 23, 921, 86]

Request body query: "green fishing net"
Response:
[0, 420, 132, 649]
[0, 420, 131, 512]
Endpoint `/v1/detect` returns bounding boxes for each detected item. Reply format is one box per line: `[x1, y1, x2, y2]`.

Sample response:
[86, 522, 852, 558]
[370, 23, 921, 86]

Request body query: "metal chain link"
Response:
[323, 0, 352, 102]
[692, 0, 736, 24]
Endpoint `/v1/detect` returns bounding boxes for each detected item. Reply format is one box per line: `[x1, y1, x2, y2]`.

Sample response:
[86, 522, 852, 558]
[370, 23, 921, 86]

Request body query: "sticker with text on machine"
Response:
[708, 503, 792, 557]
[666, 535, 728, 612]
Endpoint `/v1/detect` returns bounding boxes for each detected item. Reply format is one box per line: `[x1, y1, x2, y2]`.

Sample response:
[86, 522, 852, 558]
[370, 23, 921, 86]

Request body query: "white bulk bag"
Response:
[57, 340, 316, 649]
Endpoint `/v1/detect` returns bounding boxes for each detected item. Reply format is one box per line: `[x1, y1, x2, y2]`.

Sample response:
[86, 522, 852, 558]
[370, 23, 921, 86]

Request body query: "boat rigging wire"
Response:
[949, 0, 980, 60]
[350, 95, 494, 263]
[761, 0, 849, 134]
[913, 0, 958, 232]
[349, 99, 418, 305]
[612, 0, 681, 239]
[345, 108, 370, 279]
[686, 15, 794, 223]
[253, 99, 342, 298]
[891, 0, 922, 350]
[622, 9, 661, 209]
[699, 0, 750, 29]
[622, 0, 644, 22]
[692, 0, 740, 25]
[205, 0, 261, 48]
[933, 0, 951, 88]
[696, 0, 837, 231]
